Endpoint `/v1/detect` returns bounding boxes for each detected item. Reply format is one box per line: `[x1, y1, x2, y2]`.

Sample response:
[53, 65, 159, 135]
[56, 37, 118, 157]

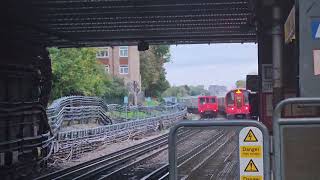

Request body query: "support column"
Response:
[256, 3, 274, 130]
[0, 40, 52, 179]
[272, 5, 284, 106]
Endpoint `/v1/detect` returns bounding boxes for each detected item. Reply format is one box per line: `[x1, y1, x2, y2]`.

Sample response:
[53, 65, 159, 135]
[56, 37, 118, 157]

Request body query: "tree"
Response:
[49, 48, 109, 100]
[103, 77, 128, 99]
[140, 45, 171, 97]
[153, 45, 171, 63]
[162, 86, 188, 97]
[162, 85, 209, 97]
[235, 80, 246, 88]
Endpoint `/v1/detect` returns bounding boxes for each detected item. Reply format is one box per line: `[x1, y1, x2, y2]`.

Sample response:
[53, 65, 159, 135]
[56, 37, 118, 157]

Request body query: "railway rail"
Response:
[141, 129, 236, 180]
[97, 129, 205, 180]
[102, 129, 226, 180]
[180, 131, 236, 180]
[36, 129, 193, 180]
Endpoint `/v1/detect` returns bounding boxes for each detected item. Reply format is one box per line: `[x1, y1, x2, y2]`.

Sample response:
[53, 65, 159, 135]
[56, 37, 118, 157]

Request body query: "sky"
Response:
[164, 43, 258, 90]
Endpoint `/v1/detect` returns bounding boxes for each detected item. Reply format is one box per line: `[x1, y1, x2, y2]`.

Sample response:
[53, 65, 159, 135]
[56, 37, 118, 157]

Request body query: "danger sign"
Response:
[239, 127, 264, 180]
[244, 159, 259, 172]
[244, 129, 258, 142]
[240, 146, 262, 158]
[240, 176, 262, 180]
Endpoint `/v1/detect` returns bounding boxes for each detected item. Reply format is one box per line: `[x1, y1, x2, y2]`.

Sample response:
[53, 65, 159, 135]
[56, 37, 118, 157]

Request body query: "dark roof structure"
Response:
[7, 0, 257, 47]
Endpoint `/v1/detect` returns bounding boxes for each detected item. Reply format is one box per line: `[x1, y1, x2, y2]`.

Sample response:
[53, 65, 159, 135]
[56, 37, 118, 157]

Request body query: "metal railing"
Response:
[47, 96, 109, 129]
[57, 110, 186, 141]
[54, 110, 186, 158]
[47, 96, 183, 132]
[46, 96, 187, 158]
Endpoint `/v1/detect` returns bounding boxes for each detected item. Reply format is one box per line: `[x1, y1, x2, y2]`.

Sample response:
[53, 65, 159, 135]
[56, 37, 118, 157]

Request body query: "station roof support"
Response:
[5, 0, 257, 47]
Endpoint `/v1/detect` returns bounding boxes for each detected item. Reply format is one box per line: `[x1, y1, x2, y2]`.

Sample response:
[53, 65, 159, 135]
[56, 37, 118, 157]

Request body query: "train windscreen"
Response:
[199, 97, 206, 104]
[226, 92, 234, 106]
[209, 97, 216, 103]
[236, 96, 242, 108]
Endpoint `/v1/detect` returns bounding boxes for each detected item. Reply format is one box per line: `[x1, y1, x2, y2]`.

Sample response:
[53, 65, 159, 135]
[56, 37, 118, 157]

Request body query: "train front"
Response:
[225, 89, 250, 119]
[198, 96, 218, 118]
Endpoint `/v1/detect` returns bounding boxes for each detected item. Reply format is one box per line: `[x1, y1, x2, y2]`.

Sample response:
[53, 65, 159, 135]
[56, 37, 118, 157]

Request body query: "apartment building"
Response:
[96, 46, 141, 104]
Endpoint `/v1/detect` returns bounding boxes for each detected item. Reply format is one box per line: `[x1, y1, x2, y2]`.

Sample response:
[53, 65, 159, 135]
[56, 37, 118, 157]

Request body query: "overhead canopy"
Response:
[7, 0, 257, 47]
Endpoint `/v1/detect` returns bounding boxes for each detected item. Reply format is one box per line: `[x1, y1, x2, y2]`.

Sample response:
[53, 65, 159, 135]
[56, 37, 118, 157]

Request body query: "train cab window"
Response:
[243, 91, 249, 105]
[209, 97, 216, 103]
[236, 96, 242, 108]
[199, 97, 206, 104]
[226, 92, 235, 106]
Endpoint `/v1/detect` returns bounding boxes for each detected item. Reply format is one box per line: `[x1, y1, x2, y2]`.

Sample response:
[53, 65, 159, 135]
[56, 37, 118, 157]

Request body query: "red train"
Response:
[222, 89, 251, 119]
[198, 96, 218, 118]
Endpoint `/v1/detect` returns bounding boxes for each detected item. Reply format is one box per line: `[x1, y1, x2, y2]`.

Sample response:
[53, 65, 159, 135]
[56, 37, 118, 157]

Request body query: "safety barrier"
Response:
[168, 120, 270, 180]
[273, 98, 320, 180]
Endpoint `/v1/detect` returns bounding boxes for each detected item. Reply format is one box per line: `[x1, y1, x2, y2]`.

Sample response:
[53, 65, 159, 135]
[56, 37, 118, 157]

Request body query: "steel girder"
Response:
[5, 0, 257, 47]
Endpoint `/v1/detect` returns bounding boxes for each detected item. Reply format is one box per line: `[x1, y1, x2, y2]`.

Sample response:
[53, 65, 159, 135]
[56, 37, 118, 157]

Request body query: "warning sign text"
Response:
[240, 146, 262, 158]
[240, 176, 263, 180]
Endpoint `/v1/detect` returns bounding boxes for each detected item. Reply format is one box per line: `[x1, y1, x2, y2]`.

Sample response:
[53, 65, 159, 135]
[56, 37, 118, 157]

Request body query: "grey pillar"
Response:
[272, 5, 284, 106]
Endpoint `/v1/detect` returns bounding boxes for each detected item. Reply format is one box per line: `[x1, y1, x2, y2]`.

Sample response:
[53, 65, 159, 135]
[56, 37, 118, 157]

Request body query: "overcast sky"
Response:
[164, 44, 258, 90]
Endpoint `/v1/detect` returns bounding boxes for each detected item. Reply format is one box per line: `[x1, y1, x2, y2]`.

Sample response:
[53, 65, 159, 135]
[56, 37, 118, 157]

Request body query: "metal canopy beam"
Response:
[6, 0, 257, 47]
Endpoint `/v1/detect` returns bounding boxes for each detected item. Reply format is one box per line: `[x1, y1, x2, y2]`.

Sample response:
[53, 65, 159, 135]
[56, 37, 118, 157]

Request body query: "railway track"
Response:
[180, 131, 236, 180]
[100, 129, 223, 180]
[141, 129, 235, 180]
[36, 130, 194, 180]
[95, 129, 203, 180]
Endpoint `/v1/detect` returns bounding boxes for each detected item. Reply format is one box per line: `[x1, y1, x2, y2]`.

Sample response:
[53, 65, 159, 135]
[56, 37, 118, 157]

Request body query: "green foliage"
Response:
[162, 85, 209, 97]
[162, 86, 188, 97]
[49, 47, 128, 101]
[103, 77, 128, 99]
[144, 99, 160, 106]
[140, 45, 170, 97]
[189, 85, 209, 96]
[153, 45, 171, 63]
[235, 80, 246, 88]
[49, 47, 107, 99]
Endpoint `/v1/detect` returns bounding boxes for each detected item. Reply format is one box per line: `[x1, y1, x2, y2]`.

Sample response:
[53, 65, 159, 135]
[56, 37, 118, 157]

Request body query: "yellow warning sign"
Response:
[240, 146, 262, 158]
[240, 175, 263, 180]
[244, 159, 259, 172]
[244, 129, 258, 142]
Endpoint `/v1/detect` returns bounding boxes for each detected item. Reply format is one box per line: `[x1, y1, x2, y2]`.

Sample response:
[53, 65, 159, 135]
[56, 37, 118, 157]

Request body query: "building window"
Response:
[96, 48, 109, 58]
[104, 65, 110, 73]
[119, 46, 128, 57]
[119, 65, 129, 74]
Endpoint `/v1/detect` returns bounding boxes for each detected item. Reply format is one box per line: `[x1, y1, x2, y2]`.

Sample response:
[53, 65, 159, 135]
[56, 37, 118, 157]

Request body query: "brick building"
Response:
[96, 46, 141, 104]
